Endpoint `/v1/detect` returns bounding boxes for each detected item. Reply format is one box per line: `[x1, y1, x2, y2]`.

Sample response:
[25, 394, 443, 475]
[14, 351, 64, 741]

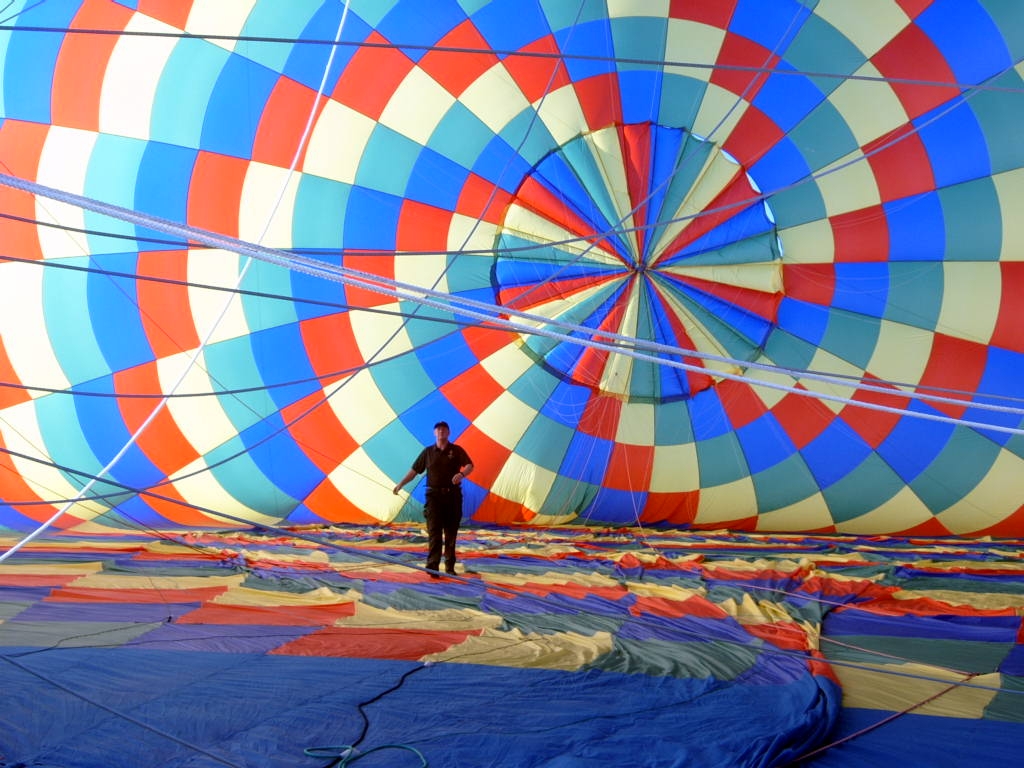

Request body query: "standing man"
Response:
[393, 421, 474, 577]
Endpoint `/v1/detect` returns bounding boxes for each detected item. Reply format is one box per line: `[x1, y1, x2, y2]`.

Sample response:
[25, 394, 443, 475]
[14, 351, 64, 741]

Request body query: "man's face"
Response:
[434, 425, 450, 444]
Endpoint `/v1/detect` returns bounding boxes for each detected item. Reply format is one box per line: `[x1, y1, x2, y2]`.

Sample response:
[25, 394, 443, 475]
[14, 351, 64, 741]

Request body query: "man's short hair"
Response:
[433, 421, 450, 430]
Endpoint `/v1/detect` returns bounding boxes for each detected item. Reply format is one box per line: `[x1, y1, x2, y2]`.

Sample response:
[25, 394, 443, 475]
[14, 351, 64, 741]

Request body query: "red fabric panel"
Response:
[272, 626, 482, 660]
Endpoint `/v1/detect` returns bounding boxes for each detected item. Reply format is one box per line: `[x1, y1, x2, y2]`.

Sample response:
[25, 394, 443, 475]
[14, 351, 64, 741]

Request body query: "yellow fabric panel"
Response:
[832, 662, 999, 719]
[379, 65, 456, 146]
[815, 0, 910, 58]
[826, 61, 908, 147]
[69, 572, 246, 590]
[864, 317, 934, 392]
[211, 585, 354, 607]
[423, 626, 615, 670]
[993, 167, 1024, 261]
[694, 475, 758, 524]
[937, 262, 1001, 344]
[815, 149, 881, 217]
[336, 601, 503, 631]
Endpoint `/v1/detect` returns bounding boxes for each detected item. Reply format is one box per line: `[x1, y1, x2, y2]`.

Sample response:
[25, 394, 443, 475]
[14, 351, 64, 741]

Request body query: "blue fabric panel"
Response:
[774, 296, 831, 348]
[831, 262, 889, 318]
[248, 322, 320, 409]
[884, 191, 946, 261]
[618, 69, 664, 125]
[560, 428, 613, 481]
[877, 405, 954, 483]
[545, 379, 596, 427]
[804, 708, 1024, 768]
[800, 421, 872, 488]
[583, 487, 649, 524]
[735, 413, 796, 473]
[343, 187, 401, 249]
[730, 0, 813, 53]
[471, 0, 552, 56]
[999, 643, 1024, 675]
[285, 6, 364, 90]
[915, 101, 990, 189]
[971, 347, 1024, 443]
[554, 18, 615, 81]
[134, 142, 196, 247]
[752, 65, 825, 131]
[917, 0, 1012, 83]
[471, 134, 533, 188]
[200, 55, 277, 158]
[243, 414, 325, 502]
[416, 332, 479, 387]
[73, 398, 162, 491]
[824, 609, 1021, 642]
[0, 649, 840, 768]
[86, 255, 153, 372]
[751, 136, 813, 192]
[406, 146, 470, 209]
[690, 390, 730, 440]
[0, 3, 76, 122]
[376, 0, 468, 62]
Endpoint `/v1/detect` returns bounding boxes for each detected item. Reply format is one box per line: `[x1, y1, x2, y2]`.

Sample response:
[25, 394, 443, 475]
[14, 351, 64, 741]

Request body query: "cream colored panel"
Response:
[616, 400, 654, 445]
[379, 67, 457, 146]
[816, 150, 880, 216]
[331, 445, 400, 522]
[993, 167, 1024, 261]
[937, 262, 1001, 343]
[459, 62, 532, 134]
[327, 368, 397, 445]
[833, 662, 997, 719]
[185, 0, 256, 54]
[305, 101, 378, 184]
[239, 162, 298, 245]
[100, 15, 179, 140]
[171, 457, 280, 525]
[608, 0, 670, 18]
[480, 341, 537, 390]
[649, 443, 699, 493]
[827, 62, 907, 147]
[447, 213, 499, 254]
[665, 20, 725, 84]
[36, 127, 95, 259]
[348, 300, 413, 359]
[424, 626, 615, 670]
[534, 84, 590, 146]
[490, 451, 557, 512]
[476, 391, 537, 449]
[159, 350, 239, 454]
[778, 219, 836, 264]
[864, 318, 933, 390]
[694, 475, 757, 524]
[691, 82, 746, 141]
[186, 249, 252, 344]
[815, 0, 910, 58]
[756, 493, 835, 532]
[0, 400, 102, 515]
[0, 262, 69, 392]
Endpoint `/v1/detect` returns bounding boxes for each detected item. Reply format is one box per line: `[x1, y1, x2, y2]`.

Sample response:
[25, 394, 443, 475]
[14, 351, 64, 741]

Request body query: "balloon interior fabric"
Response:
[2, 2, 1024, 766]
[1, 524, 1023, 767]
[0, 0, 1023, 537]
